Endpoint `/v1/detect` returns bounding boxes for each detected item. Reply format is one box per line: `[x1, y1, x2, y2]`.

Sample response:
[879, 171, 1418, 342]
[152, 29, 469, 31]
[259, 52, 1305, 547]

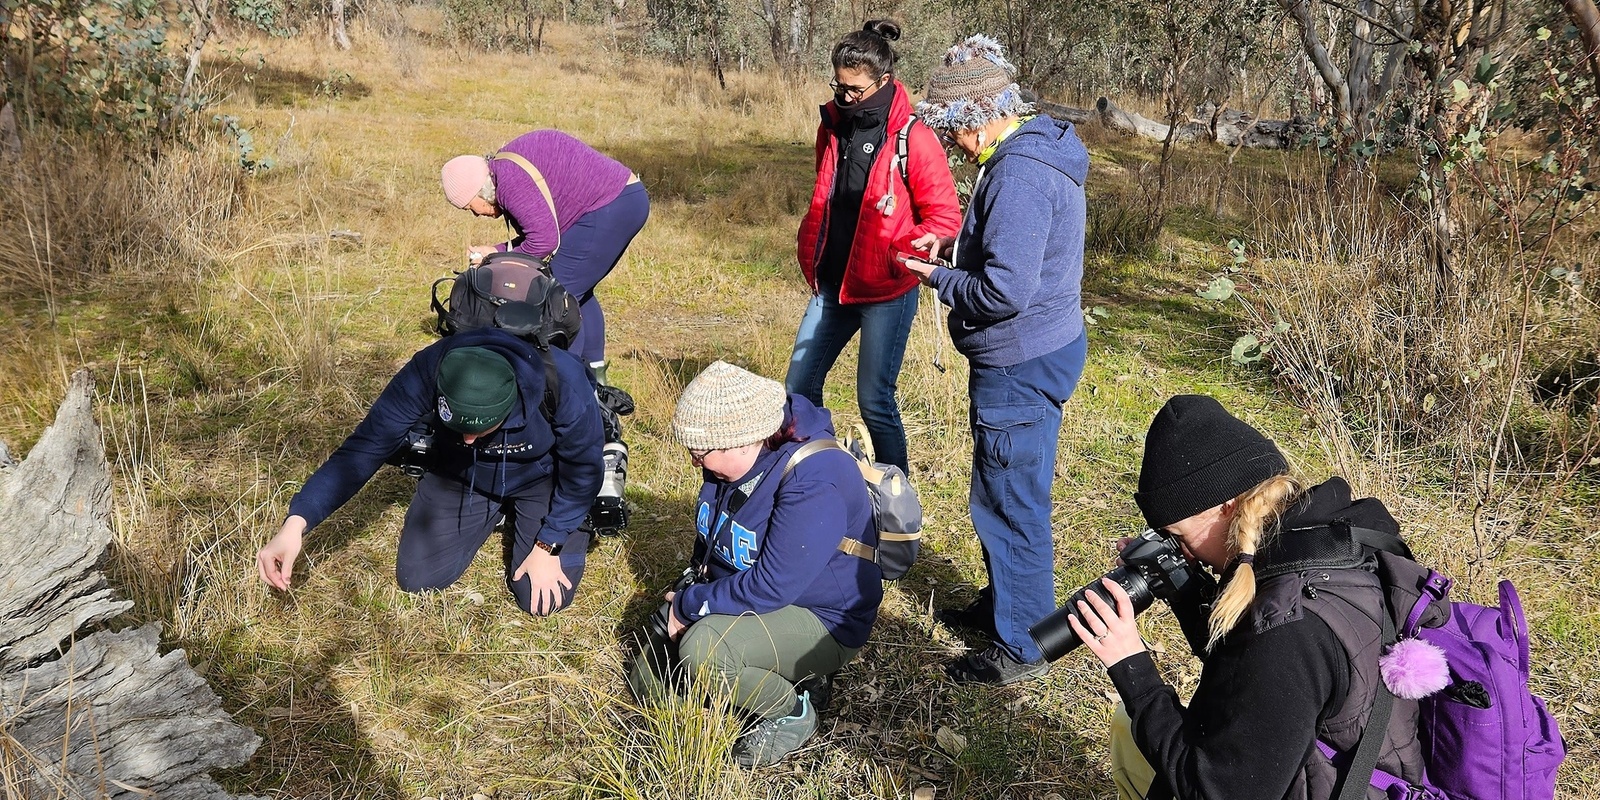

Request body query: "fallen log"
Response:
[1092, 96, 1311, 150]
[1095, 96, 1207, 143]
[1032, 98, 1094, 126]
[0, 370, 262, 800]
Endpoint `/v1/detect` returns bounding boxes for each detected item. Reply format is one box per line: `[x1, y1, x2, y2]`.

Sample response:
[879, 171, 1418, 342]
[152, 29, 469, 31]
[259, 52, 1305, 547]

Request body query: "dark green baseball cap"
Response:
[436, 347, 517, 434]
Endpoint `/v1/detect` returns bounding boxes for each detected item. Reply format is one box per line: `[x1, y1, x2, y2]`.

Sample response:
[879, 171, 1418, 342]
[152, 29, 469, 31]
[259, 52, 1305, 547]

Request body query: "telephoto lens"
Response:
[1030, 566, 1159, 661]
[1028, 529, 1194, 661]
[590, 440, 630, 534]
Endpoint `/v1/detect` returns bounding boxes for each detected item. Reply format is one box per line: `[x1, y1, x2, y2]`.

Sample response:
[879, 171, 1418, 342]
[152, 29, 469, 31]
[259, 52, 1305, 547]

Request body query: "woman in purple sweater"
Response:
[441, 130, 649, 378]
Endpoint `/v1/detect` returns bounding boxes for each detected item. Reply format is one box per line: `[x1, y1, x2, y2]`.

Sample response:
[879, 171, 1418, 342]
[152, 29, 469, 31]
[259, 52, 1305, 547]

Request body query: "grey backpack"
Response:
[782, 434, 923, 580]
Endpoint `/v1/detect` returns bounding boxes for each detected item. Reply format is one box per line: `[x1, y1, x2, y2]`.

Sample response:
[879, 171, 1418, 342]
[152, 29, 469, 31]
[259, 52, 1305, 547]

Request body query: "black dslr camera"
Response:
[1030, 529, 1201, 661]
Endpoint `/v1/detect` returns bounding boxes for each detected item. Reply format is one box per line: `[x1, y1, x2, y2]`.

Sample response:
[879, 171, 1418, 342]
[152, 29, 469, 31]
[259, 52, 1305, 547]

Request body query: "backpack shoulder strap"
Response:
[780, 438, 844, 479]
[490, 151, 561, 255]
[532, 345, 559, 425]
[778, 438, 876, 563]
[894, 115, 916, 184]
[1332, 609, 1398, 800]
[1347, 524, 1414, 560]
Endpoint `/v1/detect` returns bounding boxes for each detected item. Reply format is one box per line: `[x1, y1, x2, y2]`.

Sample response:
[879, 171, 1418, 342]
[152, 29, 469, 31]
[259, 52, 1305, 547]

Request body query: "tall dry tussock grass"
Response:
[1231, 167, 1600, 556]
[0, 136, 240, 308]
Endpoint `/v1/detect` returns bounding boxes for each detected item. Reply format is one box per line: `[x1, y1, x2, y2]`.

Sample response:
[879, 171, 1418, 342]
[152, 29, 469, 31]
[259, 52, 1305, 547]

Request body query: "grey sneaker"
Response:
[945, 645, 1048, 685]
[731, 691, 817, 768]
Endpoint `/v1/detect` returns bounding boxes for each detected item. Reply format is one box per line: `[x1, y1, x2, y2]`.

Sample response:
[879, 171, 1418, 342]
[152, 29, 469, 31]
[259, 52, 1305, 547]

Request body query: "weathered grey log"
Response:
[1032, 98, 1095, 126]
[1095, 96, 1309, 149]
[2, 627, 263, 800]
[1096, 96, 1204, 143]
[0, 370, 262, 800]
[0, 370, 132, 669]
[1198, 101, 1315, 150]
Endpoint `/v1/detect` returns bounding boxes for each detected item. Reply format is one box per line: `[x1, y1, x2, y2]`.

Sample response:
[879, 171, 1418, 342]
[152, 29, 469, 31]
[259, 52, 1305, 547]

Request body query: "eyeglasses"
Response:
[829, 75, 885, 100]
[687, 447, 718, 466]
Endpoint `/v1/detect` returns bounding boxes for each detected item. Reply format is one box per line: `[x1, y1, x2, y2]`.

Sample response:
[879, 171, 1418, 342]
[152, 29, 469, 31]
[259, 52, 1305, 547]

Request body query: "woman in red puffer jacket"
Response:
[788, 18, 961, 474]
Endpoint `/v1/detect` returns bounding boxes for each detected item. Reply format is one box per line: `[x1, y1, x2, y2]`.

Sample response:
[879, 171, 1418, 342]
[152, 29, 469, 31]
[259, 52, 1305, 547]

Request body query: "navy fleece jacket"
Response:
[672, 395, 883, 648]
[928, 115, 1089, 368]
[286, 328, 604, 549]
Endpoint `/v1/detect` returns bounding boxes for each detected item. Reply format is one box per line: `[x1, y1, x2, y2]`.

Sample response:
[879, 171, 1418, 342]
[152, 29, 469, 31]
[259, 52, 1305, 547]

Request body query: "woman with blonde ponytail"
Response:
[1066, 395, 1435, 800]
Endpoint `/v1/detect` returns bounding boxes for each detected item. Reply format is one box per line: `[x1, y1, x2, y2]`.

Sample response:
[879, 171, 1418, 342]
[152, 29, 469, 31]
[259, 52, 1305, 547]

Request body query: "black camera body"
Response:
[1030, 529, 1200, 662]
[386, 421, 436, 479]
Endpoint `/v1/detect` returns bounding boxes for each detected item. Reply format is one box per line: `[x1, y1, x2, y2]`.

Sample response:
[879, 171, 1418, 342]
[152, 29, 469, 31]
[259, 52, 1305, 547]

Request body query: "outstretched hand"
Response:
[257, 516, 307, 591]
[1066, 578, 1148, 668]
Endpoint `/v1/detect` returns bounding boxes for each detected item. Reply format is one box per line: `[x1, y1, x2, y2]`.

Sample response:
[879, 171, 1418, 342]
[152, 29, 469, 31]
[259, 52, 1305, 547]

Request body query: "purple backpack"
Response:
[1322, 567, 1566, 800]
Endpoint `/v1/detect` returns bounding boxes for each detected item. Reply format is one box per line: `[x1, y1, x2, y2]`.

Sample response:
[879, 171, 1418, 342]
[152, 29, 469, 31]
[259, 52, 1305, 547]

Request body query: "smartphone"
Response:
[897, 251, 951, 269]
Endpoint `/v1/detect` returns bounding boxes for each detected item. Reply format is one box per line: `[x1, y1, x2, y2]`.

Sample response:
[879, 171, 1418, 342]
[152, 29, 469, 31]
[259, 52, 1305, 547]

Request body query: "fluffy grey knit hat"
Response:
[672, 361, 788, 450]
[917, 34, 1034, 131]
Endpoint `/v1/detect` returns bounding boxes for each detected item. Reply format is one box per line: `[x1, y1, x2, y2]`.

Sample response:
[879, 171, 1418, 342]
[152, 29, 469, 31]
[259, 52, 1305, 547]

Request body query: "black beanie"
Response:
[1134, 395, 1289, 529]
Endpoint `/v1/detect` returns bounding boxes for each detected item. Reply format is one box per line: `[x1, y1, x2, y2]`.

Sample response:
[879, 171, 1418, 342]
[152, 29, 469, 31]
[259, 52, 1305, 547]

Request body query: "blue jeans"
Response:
[784, 284, 920, 472]
[396, 471, 588, 616]
[968, 334, 1087, 663]
[546, 182, 650, 364]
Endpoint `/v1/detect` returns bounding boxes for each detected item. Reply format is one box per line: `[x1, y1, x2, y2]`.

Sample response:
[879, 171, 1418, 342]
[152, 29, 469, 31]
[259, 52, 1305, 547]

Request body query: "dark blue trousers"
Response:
[396, 472, 588, 615]
[546, 182, 650, 364]
[968, 334, 1087, 662]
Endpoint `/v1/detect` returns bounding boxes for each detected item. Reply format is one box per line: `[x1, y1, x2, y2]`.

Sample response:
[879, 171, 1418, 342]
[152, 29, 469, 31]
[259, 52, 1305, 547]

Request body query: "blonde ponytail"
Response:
[1205, 473, 1303, 652]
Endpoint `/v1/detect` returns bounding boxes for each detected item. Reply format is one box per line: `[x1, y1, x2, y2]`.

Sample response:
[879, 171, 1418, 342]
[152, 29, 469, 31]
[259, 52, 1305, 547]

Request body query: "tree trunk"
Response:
[163, 0, 215, 137]
[0, 371, 263, 800]
[1565, 0, 1600, 87]
[330, 0, 352, 49]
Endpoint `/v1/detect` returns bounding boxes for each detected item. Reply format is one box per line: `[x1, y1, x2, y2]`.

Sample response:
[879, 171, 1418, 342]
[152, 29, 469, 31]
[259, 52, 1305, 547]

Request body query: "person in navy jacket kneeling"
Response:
[256, 328, 604, 616]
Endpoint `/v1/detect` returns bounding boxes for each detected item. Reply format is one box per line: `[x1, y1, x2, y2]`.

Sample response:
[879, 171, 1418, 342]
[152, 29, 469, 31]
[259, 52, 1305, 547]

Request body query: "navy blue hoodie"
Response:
[929, 115, 1090, 368]
[672, 395, 882, 648]
[286, 328, 604, 549]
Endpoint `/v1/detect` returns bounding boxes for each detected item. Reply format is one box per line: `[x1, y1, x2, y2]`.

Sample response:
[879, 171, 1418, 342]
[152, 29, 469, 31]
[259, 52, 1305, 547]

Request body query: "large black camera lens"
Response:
[1029, 529, 1194, 662]
[1030, 565, 1159, 662]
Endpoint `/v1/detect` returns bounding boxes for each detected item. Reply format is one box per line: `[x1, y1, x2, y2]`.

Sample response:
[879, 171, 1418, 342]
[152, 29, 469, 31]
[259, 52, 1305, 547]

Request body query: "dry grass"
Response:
[0, 17, 1596, 800]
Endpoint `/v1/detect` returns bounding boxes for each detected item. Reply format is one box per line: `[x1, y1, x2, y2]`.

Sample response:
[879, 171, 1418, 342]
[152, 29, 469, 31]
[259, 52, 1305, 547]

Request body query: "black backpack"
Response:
[430, 251, 582, 423]
[431, 251, 582, 351]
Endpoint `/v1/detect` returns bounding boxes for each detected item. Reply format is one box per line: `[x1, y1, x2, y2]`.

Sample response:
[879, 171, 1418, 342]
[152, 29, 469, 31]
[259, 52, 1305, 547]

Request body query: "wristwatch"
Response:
[534, 539, 563, 556]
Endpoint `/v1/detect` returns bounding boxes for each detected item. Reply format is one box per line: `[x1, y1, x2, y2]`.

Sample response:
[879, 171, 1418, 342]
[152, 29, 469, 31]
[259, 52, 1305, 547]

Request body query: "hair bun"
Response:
[863, 18, 901, 41]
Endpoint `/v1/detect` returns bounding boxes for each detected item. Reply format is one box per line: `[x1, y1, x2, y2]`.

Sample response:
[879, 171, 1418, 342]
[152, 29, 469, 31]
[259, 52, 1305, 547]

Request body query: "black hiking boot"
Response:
[934, 592, 999, 639]
[945, 645, 1048, 686]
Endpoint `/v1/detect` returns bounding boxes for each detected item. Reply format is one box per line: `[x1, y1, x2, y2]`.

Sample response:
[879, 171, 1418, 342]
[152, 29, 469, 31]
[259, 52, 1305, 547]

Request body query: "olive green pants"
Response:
[1111, 702, 1158, 800]
[628, 605, 858, 721]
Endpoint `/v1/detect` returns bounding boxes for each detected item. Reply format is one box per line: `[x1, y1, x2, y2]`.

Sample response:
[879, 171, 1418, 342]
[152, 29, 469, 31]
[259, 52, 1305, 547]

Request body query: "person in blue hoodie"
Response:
[628, 360, 882, 768]
[904, 35, 1090, 684]
[255, 327, 604, 616]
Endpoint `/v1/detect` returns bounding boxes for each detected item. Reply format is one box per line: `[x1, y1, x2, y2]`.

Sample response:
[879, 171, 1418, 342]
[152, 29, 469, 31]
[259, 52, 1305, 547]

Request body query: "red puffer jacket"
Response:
[796, 81, 961, 305]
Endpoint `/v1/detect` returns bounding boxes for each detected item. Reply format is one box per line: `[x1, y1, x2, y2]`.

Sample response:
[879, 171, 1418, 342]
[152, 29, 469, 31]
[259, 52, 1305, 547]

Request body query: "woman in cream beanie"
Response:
[628, 360, 882, 769]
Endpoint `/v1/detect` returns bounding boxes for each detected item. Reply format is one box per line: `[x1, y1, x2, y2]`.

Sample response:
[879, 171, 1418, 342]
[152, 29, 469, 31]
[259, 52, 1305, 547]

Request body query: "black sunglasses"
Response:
[829, 75, 886, 99]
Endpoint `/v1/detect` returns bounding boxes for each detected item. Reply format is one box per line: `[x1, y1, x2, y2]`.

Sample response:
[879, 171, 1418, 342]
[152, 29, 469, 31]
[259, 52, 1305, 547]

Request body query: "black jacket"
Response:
[818, 84, 894, 287]
[1109, 478, 1444, 800]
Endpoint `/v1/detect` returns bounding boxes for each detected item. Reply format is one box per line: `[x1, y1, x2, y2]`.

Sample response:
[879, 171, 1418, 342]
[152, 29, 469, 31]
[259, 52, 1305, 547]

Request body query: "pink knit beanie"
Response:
[441, 155, 490, 208]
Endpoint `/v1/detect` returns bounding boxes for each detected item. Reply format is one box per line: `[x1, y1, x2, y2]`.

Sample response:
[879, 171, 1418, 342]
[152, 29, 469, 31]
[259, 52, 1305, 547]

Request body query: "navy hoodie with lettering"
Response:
[672, 394, 883, 648]
[286, 328, 604, 549]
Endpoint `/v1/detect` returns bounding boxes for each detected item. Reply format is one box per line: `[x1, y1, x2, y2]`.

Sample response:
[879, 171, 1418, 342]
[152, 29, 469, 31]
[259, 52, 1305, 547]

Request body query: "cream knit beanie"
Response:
[672, 361, 788, 450]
